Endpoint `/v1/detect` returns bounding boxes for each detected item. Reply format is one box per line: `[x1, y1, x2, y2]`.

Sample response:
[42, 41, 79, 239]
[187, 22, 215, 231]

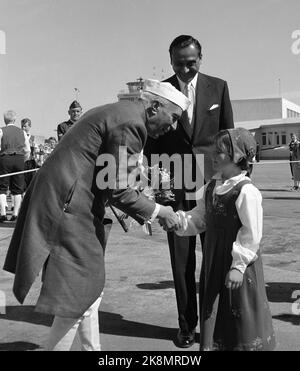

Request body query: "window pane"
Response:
[267, 132, 273, 145]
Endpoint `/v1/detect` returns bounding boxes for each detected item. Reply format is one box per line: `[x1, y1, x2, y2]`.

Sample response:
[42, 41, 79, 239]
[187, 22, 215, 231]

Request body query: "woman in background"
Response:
[289, 133, 300, 190]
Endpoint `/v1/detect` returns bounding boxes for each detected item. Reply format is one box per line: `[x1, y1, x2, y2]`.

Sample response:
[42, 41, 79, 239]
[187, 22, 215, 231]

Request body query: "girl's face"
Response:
[213, 151, 231, 171]
[212, 150, 239, 178]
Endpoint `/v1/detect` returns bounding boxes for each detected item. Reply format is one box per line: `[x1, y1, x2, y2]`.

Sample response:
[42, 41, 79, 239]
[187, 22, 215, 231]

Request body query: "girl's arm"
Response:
[175, 185, 207, 236]
[231, 184, 263, 274]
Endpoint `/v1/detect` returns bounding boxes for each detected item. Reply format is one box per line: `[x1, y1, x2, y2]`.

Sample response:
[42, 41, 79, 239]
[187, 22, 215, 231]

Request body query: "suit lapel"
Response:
[167, 75, 193, 141]
[191, 72, 211, 143]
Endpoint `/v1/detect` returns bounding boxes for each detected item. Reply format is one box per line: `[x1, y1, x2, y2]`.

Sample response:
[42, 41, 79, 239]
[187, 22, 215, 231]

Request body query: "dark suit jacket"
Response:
[144, 72, 234, 210]
[4, 101, 156, 318]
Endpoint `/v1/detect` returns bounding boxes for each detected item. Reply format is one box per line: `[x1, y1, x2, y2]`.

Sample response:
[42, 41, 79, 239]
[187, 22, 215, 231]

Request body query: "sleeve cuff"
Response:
[149, 203, 160, 222]
[231, 241, 258, 274]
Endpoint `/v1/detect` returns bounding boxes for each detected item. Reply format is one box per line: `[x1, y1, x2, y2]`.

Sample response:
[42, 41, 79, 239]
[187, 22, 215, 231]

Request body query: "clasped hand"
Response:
[157, 205, 182, 231]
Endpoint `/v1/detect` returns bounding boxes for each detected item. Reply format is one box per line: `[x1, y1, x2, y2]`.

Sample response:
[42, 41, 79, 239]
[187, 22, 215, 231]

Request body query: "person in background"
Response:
[289, 133, 300, 190]
[21, 118, 33, 151]
[0, 111, 30, 222]
[57, 101, 82, 141]
[144, 34, 234, 347]
[48, 136, 57, 150]
[43, 137, 57, 163]
[255, 142, 260, 162]
[21, 118, 37, 191]
[289, 133, 297, 182]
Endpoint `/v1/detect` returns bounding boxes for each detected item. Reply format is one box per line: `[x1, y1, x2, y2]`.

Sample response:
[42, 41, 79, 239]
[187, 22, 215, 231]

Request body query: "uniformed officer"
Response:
[57, 100, 82, 141]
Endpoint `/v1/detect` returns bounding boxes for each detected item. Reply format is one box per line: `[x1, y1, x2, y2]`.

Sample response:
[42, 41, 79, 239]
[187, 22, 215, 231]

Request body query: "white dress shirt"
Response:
[176, 171, 262, 274]
[177, 74, 198, 124]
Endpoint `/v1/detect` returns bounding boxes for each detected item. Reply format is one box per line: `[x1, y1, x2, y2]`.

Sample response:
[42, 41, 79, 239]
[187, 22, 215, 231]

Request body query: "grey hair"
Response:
[3, 110, 16, 124]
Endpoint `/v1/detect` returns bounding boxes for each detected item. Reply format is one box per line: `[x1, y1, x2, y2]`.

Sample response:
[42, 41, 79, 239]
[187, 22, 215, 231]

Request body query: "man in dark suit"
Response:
[57, 100, 82, 141]
[3, 79, 190, 351]
[145, 35, 234, 347]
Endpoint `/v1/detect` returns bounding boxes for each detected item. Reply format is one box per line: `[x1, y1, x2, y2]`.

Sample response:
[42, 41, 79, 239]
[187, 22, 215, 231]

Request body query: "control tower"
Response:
[117, 78, 144, 102]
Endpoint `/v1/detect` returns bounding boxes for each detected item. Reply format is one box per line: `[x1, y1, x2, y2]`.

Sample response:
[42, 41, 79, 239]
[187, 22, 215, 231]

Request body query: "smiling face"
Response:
[49, 138, 57, 149]
[145, 101, 182, 139]
[171, 43, 201, 84]
[68, 107, 82, 122]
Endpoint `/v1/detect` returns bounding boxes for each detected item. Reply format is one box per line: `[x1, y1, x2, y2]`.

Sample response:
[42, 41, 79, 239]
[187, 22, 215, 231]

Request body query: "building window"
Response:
[267, 132, 273, 146]
[287, 108, 300, 118]
[274, 131, 280, 145]
[262, 132, 267, 146]
[281, 132, 287, 145]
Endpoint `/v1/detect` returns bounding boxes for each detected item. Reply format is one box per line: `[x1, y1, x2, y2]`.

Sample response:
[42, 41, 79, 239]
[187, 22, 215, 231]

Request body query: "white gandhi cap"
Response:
[143, 79, 191, 111]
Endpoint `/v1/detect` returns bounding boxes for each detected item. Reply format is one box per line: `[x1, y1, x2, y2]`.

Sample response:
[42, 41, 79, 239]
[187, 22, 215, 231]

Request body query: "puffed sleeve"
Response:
[175, 184, 207, 236]
[231, 184, 262, 273]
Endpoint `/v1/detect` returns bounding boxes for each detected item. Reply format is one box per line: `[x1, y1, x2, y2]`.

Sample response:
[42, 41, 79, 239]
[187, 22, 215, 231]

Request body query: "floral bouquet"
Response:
[115, 164, 175, 235]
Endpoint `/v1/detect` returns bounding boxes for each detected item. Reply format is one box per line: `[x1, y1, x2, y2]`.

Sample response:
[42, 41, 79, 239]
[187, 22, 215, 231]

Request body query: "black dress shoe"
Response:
[176, 329, 196, 348]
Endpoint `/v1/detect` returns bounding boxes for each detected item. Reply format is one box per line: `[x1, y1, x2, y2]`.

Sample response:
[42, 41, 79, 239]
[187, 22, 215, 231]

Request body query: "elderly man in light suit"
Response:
[3, 80, 190, 351]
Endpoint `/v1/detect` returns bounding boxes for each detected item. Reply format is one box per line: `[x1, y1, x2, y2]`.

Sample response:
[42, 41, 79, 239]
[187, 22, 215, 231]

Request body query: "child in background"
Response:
[176, 127, 276, 351]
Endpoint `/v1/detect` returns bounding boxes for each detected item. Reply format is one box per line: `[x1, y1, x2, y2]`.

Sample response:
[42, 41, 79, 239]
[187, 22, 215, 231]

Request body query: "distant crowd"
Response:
[0, 100, 82, 222]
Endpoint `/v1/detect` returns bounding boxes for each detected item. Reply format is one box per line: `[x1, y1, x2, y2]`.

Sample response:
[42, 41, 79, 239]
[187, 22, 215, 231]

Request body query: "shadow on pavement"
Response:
[263, 196, 300, 200]
[266, 282, 300, 303]
[259, 189, 292, 192]
[272, 314, 300, 326]
[0, 306, 183, 343]
[0, 305, 53, 327]
[99, 311, 179, 342]
[0, 341, 41, 351]
[136, 280, 200, 293]
[136, 280, 175, 290]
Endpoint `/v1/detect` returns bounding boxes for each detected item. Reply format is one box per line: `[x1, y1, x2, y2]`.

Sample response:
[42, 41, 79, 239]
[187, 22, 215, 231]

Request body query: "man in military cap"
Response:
[57, 100, 82, 141]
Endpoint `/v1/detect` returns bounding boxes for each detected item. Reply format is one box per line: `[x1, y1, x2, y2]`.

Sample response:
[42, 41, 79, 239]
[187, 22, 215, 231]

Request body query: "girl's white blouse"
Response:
[176, 171, 262, 274]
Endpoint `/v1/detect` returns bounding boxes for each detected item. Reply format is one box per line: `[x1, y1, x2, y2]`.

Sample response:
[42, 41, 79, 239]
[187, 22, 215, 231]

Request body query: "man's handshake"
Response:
[157, 205, 181, 231]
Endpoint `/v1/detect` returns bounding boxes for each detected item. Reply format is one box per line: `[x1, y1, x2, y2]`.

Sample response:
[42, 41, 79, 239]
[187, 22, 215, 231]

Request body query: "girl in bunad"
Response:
[176, 128, 276, 351]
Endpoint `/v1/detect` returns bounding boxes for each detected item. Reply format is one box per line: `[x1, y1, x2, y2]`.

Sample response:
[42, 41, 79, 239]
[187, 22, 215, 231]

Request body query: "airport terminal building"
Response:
[232, 98, 300, 159]
[118, 80, 300, 159]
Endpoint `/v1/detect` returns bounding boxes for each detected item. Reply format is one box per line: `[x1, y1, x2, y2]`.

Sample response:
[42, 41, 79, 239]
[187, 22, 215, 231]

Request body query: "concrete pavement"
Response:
[0, 220, 299, 351]
[0, 161, 299, 351]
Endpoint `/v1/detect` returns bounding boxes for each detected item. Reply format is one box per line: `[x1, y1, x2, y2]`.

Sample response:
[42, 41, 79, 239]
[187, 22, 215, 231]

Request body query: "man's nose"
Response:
[182, 66, 189, 74]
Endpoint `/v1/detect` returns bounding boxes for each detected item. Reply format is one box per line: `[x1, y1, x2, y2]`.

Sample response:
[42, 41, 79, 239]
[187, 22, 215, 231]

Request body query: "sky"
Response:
[0, 0, 299, 137]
